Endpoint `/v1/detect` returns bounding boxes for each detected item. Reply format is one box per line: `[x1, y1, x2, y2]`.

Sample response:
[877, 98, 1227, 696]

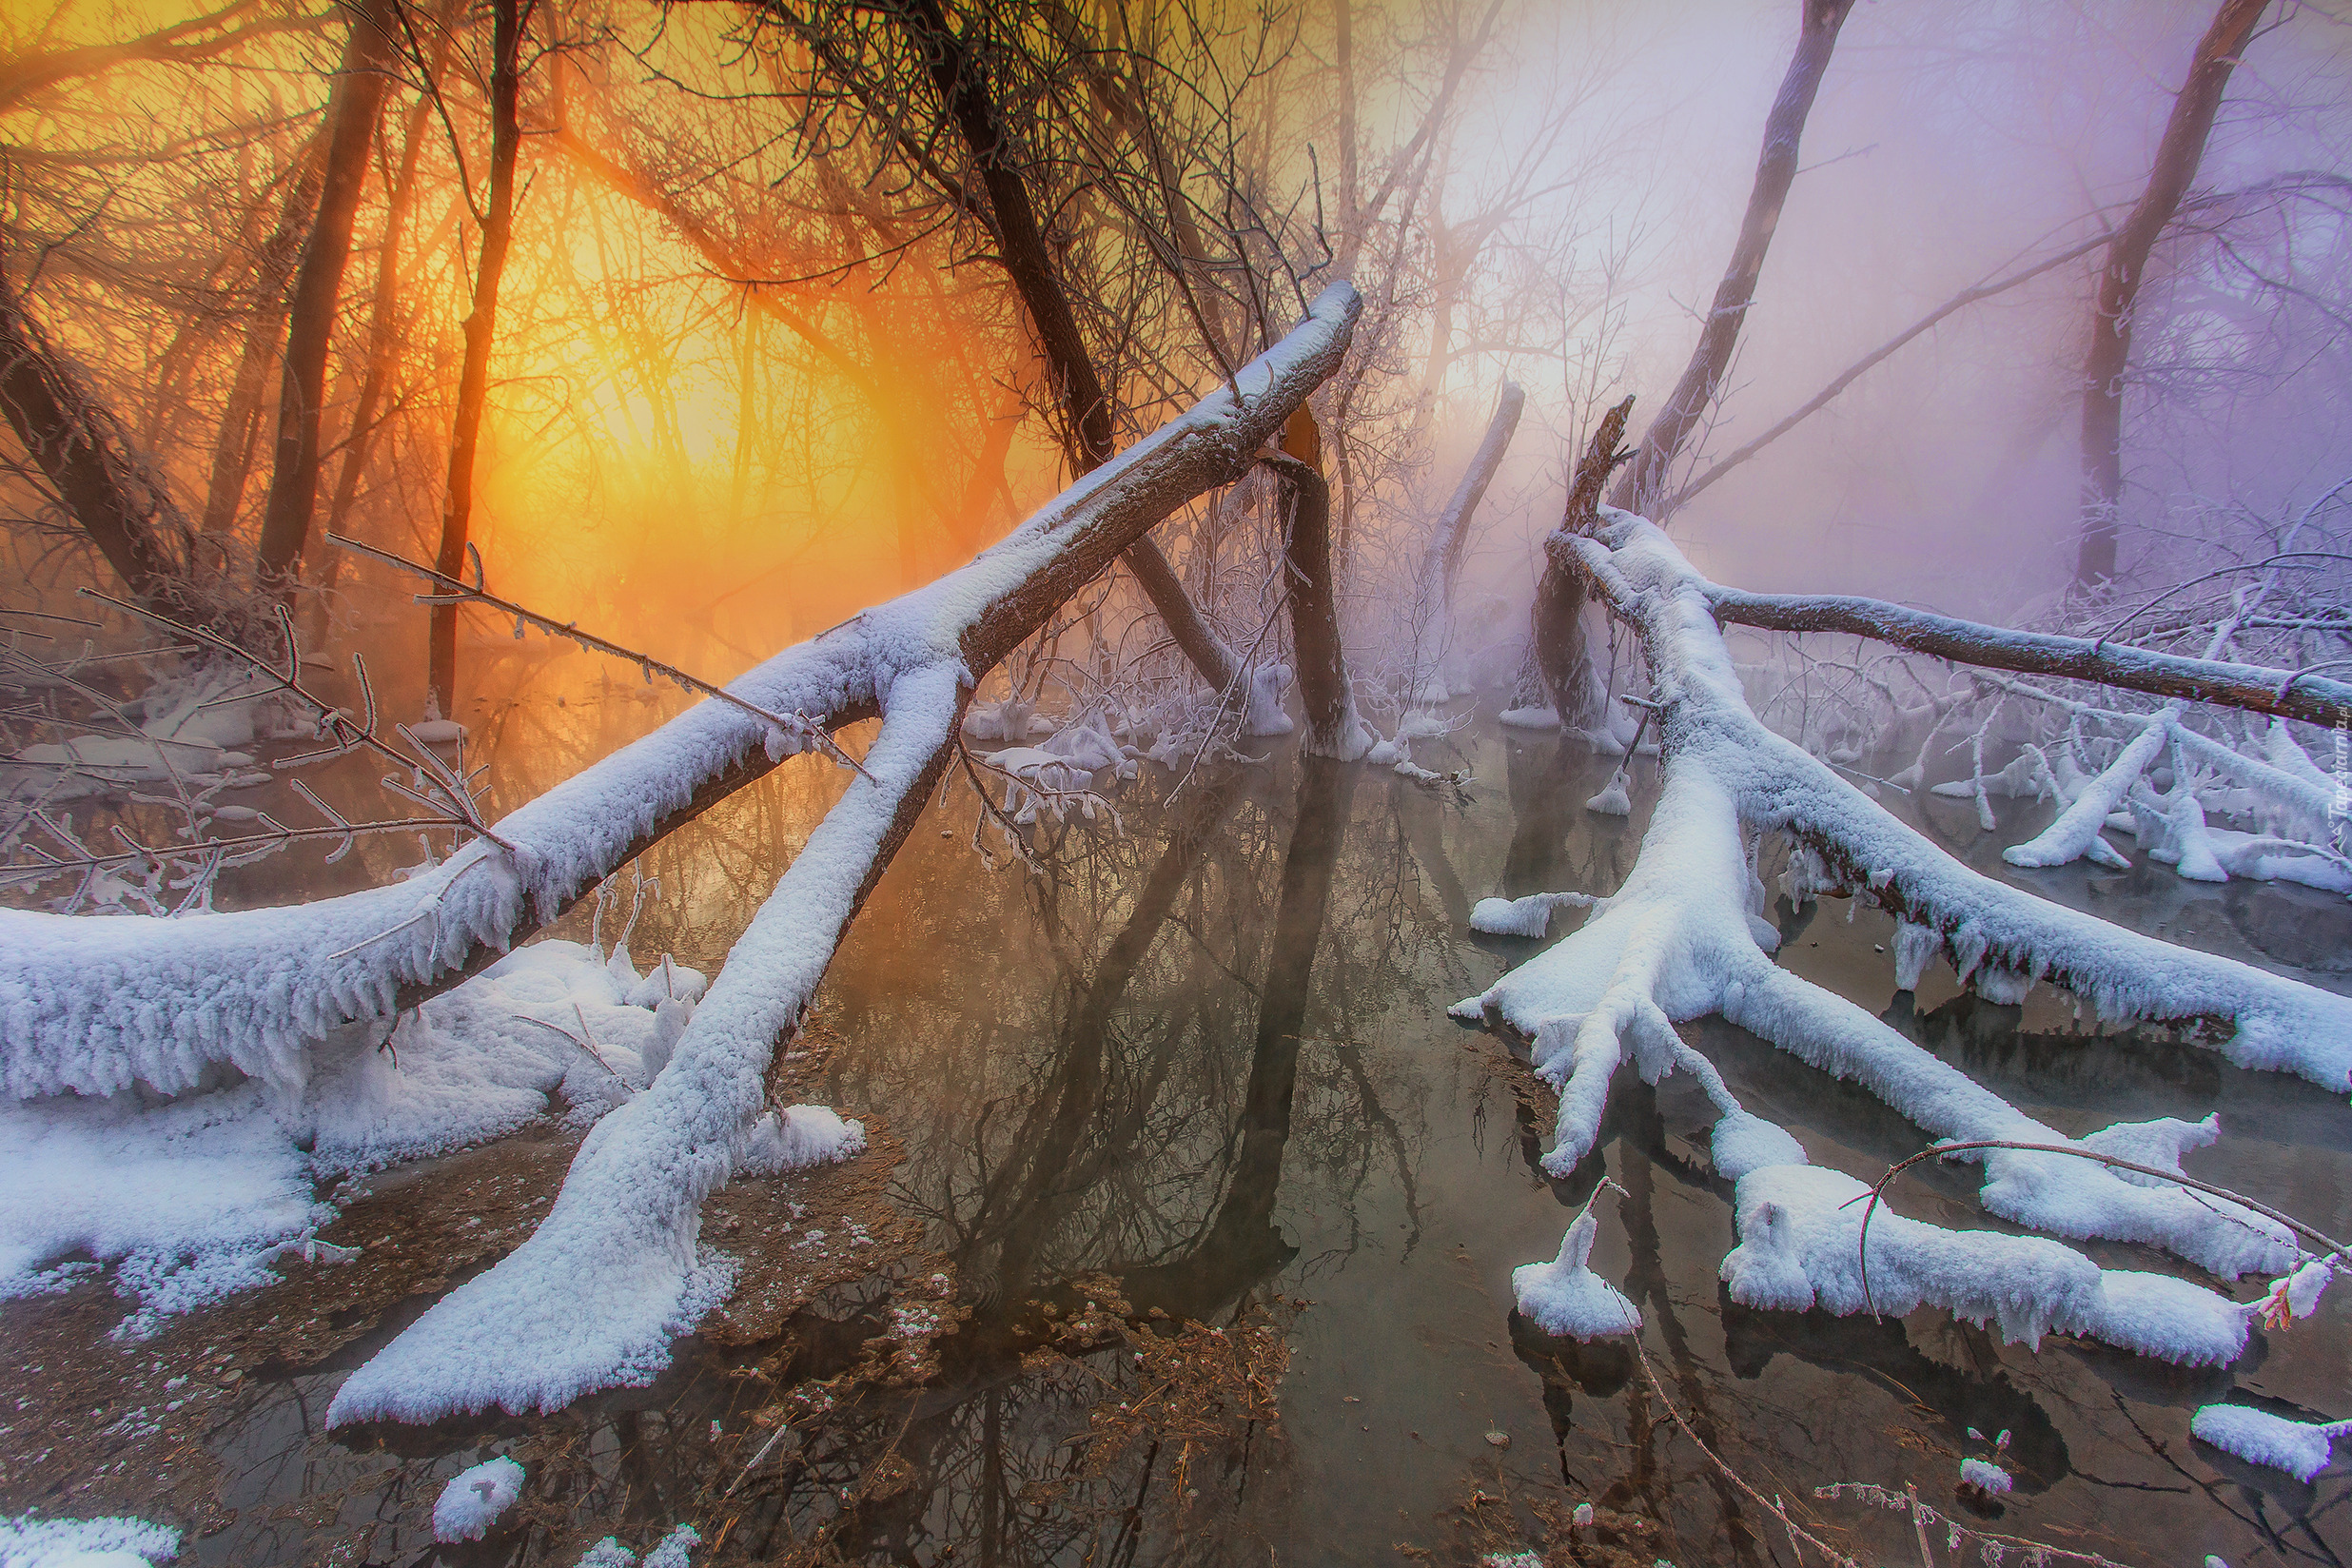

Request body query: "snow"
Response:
[324, 663, 959, 1426]
[0, 938, 696, 1337]
[1462, 512, 2342, 1366]
[1, 283, 1362, 1118]
[734, 1105, 867, 1177]
[572, 1525, 699, 1568]
[0, 1515, 178, 1567]
[433, 1456, 524, 1541]
[2191, 1403, 2352, 1480]
[1957, 1458, 2011, 1495]
[1512, 1208, 1640, 1339]
[1468, 891, 1594, 938]
[1721, 1162, 2251, 1362]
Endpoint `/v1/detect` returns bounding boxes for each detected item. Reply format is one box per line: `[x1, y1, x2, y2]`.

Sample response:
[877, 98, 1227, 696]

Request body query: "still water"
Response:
[8, 656, 2351, 1568]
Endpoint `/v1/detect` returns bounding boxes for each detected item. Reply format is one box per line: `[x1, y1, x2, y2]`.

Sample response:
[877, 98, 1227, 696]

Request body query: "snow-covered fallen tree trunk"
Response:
[1708, 583, 2352, 730]
[1462, 510, 2352, 1362]
[0, 284, 1361, 1107]
[308, 286, 1360, 1425]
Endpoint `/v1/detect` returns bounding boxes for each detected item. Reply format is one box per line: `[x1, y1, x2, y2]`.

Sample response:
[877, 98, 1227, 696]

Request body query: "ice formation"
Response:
[433, 1455, 524, 1542]
[1512, 1208, 1640, 1339]
[733, 1105, 867, 1177]
[0, 1513, 179, 1567]
[1470, 513, 2347, 1366]
[2191, 1404, 2352, 1481]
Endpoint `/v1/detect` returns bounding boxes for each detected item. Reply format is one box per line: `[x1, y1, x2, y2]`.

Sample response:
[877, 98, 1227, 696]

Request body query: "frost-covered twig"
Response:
[324, 531, 873, 785]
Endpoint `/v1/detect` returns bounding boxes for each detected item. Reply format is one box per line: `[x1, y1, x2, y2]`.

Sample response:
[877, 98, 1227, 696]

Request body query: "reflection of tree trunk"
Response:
[1123, 756, 1357, 1319]
[1609, 0, 1855, 519]
[428, 0, 525, 716]
[885, 0, 1245, 696]
[253, 0, 394, 592]
[985, 770, 1246, 1293]
[0, 266, 193, 617]
[2073, 0, 2268, 590]
[201, 137, 323, 538]
[1617, 1096, 1762, 1568]
[1395, 776, 1470, 929]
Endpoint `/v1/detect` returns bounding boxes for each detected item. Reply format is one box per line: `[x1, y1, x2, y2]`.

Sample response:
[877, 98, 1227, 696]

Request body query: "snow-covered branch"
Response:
[1707, 581, 2352, 729]
[0, 283, 1362, 1104]
[1465, 511, 2352, 1370]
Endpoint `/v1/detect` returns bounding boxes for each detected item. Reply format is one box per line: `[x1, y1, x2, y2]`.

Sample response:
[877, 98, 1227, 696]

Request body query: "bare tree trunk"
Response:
[1429, 380, 1525, 616]
[2073, 0, 2269, 590]
[252, 0, 394, 594]
[313, 56, 438, 638]
[200, 138, 323, 538]
[0, 267, 193, 617]
[885, 0, 1247, 697]
[427, 0, 525, 717]
[1609, 0, 1856, 518]
[1266, 418, 1367, 757]
[1534, 397, 1635, 727]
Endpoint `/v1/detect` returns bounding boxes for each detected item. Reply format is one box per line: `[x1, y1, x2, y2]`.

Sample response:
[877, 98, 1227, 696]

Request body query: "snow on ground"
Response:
[0, 1513, 178, 1567]
[0, 938, 706, 1338]
[433, 1456, 524, 1542]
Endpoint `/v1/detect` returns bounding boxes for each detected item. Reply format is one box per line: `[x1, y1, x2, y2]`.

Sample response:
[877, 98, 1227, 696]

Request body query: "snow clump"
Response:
[2192, 1404, 2352, 1480]
[1513, 1207, 1639, 1340]
[433, 1456, 525, 1541]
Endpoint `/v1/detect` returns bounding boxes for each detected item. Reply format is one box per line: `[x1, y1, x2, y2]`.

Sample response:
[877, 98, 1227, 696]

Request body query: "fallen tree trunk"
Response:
[312, 286, 1354, 1425]
[1704, 583, 2352, 730]
[2, 284, 1356, 1109]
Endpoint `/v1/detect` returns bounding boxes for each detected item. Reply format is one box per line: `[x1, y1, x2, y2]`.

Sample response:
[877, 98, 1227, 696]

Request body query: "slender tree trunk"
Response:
[314, 48, 441, 641]
[1266, 410, 1367, 757]
[0, 267, 193, 617]
[201, 137, 323, 538]
[427, 0, 525, 717]
[253, 0, 394, 593]
[1610, 0, 1856, 518]
[2074, 0, 2269, 590]
[885, 0, 1248, 698]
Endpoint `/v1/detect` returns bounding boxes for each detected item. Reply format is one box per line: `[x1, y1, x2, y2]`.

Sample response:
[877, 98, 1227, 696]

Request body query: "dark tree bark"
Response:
[2073, 0, 2269, 590]
[201, 138, 323, 538]
[0, 268, 193, 615]
[252, 0, 395, 592]
[1609, 0, 1856, 518]
[1533, 397, 1635, 727]
[314, 52, 439, 636]
[882, 0, 1248, 697]
[428, 0, 526, 716]
[1264, 408, 1365, 756]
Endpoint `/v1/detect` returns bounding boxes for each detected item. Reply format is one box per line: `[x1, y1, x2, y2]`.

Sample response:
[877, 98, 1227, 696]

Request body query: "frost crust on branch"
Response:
[1461, 513, 2352, 1362]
